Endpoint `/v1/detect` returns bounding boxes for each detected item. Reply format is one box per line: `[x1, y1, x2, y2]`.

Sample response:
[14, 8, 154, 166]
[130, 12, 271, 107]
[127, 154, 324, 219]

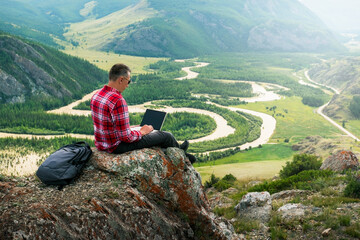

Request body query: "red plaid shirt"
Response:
[90, 85, 141, 152]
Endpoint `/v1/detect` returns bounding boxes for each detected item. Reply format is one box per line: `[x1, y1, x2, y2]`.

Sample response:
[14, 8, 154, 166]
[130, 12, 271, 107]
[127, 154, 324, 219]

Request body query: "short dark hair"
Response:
[109, 63, 131, 81]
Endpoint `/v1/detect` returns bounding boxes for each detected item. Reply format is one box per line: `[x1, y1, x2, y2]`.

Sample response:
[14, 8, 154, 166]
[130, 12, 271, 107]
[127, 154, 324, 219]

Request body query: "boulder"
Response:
[208, 193, 233, 209]
[271, 190, 310, 200]
[234, 192, 271, 223]
[320, 150, 359, 172]
[0, 147, 239, 240]
[277, 203, 307, 220]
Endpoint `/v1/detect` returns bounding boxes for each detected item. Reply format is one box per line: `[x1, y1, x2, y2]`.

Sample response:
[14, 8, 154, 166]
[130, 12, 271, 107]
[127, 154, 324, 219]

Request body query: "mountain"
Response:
[0, 33, 107, 105]
[0, 0, 345, 57]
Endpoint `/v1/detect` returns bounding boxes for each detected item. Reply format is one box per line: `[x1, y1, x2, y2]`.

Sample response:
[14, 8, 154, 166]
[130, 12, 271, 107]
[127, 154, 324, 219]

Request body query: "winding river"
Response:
[3, 61, 279, 150]
[5, 61, 359, 179]
[1, 61, 280, 176]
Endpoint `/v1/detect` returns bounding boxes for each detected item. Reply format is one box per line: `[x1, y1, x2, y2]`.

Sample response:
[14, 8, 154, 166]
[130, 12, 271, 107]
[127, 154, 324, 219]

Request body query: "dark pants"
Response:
[113, 130, 180, 154]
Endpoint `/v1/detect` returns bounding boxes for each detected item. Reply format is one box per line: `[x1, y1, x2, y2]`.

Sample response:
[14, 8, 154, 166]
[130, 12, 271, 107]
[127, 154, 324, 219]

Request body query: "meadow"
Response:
[62, 48, 166, 74]
[345, 120, 360, 138]
[236, 96, 343, 143]
[195, 144, 294, 182]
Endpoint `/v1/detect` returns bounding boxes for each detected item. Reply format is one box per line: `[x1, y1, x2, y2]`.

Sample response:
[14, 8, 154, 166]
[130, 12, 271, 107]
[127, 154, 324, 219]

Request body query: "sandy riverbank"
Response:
[175, 61, 209, 80]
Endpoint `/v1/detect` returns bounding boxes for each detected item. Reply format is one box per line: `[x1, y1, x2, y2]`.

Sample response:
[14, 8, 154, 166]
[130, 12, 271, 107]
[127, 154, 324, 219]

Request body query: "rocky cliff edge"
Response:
[0, 147, 239, 240]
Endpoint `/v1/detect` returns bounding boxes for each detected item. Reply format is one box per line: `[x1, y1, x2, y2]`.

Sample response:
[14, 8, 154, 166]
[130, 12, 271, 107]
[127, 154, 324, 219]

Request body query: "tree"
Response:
[279, 154, 322, 179]
[349, 96, 360, 118]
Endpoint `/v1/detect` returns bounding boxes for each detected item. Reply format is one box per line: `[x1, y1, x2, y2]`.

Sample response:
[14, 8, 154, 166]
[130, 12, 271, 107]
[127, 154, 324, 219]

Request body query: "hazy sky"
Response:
[299, 0, 360, 32]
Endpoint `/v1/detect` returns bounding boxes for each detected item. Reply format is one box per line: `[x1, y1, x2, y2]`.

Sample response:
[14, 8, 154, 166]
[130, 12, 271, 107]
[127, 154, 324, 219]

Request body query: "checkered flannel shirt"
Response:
[90, 85, 141, 152]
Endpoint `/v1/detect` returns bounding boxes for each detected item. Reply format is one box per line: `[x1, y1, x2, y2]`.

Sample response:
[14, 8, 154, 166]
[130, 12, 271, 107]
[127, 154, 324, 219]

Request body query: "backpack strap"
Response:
[74, 141, 91, 150]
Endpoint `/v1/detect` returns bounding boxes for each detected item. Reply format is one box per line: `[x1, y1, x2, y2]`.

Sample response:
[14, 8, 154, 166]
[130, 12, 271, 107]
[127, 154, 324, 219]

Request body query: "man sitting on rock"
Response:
[90, 63, 196, 163]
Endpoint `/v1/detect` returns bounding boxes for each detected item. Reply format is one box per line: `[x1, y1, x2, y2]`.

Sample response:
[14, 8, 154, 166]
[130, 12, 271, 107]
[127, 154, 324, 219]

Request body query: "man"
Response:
[90, 63, 196, 163]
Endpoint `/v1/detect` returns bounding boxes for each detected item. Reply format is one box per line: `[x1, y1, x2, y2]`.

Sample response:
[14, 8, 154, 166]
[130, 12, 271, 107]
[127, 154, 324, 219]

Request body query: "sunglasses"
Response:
[123, 76, 131, 84]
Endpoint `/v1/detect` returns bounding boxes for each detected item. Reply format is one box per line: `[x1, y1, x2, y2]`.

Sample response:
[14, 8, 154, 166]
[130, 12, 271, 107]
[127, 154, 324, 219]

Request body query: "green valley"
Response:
[1, 34, 360, 179]
[0, 0, 360, 184]
[1, 1, 360, 239]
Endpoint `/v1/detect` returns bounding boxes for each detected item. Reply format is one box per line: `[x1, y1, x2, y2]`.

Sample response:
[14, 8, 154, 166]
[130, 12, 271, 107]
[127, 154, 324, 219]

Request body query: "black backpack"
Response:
[36, 141, 92, 189]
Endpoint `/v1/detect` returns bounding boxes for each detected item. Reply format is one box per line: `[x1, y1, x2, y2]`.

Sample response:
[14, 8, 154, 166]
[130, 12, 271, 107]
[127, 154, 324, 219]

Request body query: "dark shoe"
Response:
[180, 140, 189, 152]
[185, 153, 196, 164]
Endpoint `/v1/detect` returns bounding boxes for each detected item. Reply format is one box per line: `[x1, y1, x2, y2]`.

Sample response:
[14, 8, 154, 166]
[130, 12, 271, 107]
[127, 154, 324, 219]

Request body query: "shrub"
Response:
[222, 174, 237, 182]
[279, 154, 322, 179]
[248, 170, 334, 194]
[204, 174, 220, 189]
[349, 96, 360, 118]
[213, 180, 233, 192]
[302, 95, 325, 107]
[344, 175, 360, 198]
[213, 174, 237, 192]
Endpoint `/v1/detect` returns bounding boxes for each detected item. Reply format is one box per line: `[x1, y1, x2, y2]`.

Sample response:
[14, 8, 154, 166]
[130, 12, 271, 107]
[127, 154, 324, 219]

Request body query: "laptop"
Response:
[131, 109, 167, 131]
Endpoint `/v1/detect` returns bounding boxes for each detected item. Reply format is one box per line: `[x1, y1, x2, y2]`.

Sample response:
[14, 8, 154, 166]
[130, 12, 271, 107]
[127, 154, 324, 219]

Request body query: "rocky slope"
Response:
[0, 33, 106, 104]
[0, 147, 238, 240]
[206, 150, 360, 239]
[1, 147, 360, 239]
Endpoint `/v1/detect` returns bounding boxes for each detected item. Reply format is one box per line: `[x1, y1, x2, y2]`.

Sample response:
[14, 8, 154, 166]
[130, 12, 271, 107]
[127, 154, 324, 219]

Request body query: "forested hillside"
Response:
[0, 0, 344, 57]
[0, 32, 107, 107]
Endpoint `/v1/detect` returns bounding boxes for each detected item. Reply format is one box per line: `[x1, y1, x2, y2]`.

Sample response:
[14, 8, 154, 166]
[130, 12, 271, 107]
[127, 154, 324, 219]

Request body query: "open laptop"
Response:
[131, 109, 167, 131]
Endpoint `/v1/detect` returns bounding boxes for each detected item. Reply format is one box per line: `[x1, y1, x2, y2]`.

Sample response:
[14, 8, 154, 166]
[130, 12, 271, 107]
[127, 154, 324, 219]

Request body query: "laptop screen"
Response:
[140, 109, 167, 130]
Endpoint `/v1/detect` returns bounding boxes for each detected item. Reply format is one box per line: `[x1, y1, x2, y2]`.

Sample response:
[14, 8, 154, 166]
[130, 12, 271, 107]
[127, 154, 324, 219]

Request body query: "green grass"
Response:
[195, 144, 294, 183]
[63, 0, 158, 50]
[342, 119, 360, 139]
[305, 196, 360, 208]
[234, 96, 343, 143]
[197, 144, 294, 167]
[62, 48, 166, 74]
[195, 159, 287, 183]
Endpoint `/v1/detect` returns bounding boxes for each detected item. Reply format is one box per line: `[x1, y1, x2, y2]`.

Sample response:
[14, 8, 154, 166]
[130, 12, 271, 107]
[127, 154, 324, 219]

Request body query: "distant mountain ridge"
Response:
[0, 0, 345, 57]
[0, 33, 106, 105]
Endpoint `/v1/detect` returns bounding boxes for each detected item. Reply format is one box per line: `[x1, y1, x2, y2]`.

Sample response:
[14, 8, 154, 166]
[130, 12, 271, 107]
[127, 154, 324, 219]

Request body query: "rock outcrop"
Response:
[320, 150, 359, 172]
[234, 191, 271, 223]
[0, 147, 239, 240]
[277, 203, 308, 221]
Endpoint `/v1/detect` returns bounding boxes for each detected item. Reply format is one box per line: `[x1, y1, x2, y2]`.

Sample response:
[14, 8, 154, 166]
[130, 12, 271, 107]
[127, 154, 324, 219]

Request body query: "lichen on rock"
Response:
[320, 150, 359, 172]
[0, 147, 239, 240]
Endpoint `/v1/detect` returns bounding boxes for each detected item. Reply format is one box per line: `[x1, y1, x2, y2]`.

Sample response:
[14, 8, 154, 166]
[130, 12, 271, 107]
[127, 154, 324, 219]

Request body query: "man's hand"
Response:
[140, 125, 153, 136]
